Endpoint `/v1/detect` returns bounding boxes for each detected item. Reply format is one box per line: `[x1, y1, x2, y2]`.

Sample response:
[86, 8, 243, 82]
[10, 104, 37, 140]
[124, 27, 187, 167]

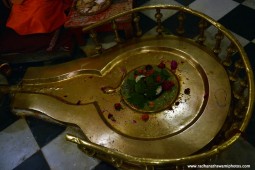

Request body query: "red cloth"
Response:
[6, 0, 72, 35]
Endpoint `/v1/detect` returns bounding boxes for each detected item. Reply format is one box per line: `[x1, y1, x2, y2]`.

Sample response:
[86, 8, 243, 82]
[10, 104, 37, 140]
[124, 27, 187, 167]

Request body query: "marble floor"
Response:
[1, 0, 255, 169]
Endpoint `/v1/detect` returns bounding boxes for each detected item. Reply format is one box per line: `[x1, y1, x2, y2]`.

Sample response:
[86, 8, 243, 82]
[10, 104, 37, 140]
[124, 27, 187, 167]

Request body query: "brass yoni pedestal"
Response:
[4, 5, 254, 170]
[11, 36, 230, 157]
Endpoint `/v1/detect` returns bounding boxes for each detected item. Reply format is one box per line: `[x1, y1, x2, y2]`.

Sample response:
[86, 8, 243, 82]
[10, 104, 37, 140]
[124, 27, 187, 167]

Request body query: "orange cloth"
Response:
[6, 0, 72, 35]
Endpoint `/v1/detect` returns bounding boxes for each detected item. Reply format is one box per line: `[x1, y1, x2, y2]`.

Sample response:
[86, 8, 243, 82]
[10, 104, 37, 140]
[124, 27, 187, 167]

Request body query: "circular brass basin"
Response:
[100, 46, 211, 141]
[121, 65, 180, 113]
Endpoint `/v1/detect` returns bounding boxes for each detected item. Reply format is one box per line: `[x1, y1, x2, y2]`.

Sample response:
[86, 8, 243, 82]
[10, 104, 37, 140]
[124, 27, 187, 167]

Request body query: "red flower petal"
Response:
[171, 60, 178, 70]
[114, 103, 122, 111]
[141, 114, 149, 121]
[149, 101, 155, 108]
[108, 113, 116, 122]
[145, 69, 154, 76]
[157, 62, 166, 69]
[108, 113, 113, 119]
[138, 69, 144, 74]
[162, 81, 175, 91]
[156, 75, 161, 83]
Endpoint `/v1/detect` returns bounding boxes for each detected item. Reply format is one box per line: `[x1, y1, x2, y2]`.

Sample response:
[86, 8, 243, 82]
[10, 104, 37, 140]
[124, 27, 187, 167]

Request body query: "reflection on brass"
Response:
[7, 5, 254, 169]
[101, 68, 126, 94]
[78, 145, 96, 157]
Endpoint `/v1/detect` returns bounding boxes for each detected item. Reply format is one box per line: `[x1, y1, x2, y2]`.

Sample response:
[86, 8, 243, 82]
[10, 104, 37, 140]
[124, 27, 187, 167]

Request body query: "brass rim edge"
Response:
[66, 133, 241, 165]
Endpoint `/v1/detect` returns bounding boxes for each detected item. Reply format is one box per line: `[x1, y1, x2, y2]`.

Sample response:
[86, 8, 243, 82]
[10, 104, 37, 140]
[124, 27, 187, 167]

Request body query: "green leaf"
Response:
[127, 79, 135, 86]
[161, 69, 170, 80]
[135, 80, 146, 94]
[127, 79, 135, 91]
[128, 93, 147, 108]
[145, 76, 154, 86]
[145, 86, 158, 99]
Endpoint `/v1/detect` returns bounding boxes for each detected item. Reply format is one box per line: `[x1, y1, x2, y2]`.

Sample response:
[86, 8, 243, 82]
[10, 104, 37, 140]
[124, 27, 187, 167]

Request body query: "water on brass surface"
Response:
[11, 36, 231, 158]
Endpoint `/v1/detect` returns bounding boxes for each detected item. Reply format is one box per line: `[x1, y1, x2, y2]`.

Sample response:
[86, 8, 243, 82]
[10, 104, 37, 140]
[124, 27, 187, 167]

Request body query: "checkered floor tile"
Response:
[1, 0, 255, 169]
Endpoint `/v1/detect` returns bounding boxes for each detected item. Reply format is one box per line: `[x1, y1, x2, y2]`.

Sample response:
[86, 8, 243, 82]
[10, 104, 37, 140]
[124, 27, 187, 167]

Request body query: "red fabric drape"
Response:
[6, 0, 72, 35]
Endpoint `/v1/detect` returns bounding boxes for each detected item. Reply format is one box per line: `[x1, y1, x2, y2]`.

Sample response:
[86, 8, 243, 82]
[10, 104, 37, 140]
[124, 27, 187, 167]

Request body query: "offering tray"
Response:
[75, 0, 112, 16]
[4, 5, 254, 169]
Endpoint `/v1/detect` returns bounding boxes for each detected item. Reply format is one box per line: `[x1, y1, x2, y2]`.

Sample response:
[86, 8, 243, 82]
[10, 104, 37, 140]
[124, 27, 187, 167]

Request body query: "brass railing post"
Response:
[112, 19, 122, 43]
[133, 13, 142, 37]
[89, 29, 103, 54]
[197, 19, 207, 45]
[213, 30, 224, 57]
[176, 11, 185, 35]
[155, 8, 163, 35]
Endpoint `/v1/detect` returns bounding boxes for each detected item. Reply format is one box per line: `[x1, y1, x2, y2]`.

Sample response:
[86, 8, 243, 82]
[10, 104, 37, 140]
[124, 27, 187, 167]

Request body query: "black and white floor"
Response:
[1, 0, 255, 169]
